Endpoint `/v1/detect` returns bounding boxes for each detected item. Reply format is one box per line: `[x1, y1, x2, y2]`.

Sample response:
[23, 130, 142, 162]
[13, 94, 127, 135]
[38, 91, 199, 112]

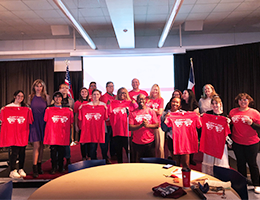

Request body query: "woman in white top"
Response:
[198, 84, 218, 114]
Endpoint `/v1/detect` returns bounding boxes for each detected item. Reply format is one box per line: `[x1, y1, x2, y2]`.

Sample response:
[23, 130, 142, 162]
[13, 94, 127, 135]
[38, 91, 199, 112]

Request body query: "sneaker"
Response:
[70, 141, 77, 146]
[254, 186, 260, 194]
[18, 169, 26, 177]
[9, 169, 21, 178]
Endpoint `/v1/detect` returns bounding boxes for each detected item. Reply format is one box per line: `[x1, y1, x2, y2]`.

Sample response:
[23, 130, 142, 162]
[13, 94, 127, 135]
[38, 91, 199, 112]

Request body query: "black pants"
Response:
[79, 130, 90, 159]
[132, 141, 155, 163]
[114, 136, 129, 163]
[233, 142, 260, 186]
[50, 145, 65, 169]
[9, 146, 26, 171]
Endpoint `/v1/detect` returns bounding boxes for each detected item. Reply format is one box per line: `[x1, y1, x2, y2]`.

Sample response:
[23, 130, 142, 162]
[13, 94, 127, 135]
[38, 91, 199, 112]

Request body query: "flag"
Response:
[65, 65, 74, 99]
[187, 58, 195, 94]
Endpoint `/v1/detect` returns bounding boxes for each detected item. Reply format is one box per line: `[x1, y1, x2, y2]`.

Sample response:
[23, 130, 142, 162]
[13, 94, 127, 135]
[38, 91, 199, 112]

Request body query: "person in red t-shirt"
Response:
[0, 90, 33, 179]
[146, 84, 164, 158]
[128, 78, 148, 101]
[108, 87, 137, 163]
[229, 93, 260, 193]
[74, 87, 90, 160]
[129, 94, 159, 163]
[100, 81, 116, 162]
[44, 91, 74, 174]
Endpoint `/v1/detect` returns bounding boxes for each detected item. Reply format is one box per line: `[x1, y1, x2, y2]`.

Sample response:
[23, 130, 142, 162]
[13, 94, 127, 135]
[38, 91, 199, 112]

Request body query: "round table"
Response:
[28, 163, 235, 199]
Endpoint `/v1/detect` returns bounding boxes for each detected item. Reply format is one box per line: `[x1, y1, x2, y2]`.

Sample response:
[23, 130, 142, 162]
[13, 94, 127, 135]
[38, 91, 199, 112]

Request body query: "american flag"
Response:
[65, 65, 74, 99]
[187, 58, 195, 95]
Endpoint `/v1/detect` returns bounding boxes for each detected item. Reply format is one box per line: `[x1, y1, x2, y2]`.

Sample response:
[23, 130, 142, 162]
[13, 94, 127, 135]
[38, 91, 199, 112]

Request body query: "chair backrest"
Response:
[68, 159, 106, 173]
[140, 157, 176, 166]
[0, 181, 13, 200]
[213, 165, 248, 200]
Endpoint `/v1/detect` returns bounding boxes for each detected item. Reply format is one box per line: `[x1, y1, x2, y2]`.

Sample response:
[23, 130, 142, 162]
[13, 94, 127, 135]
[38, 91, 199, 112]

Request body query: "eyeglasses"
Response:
[239, 98, 248, 102]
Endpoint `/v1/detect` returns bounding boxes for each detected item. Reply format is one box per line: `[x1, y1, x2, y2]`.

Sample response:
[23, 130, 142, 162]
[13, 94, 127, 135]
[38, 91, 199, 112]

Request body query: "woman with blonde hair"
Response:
[28, 79, 50, 178]
[146, 84, 164, 158]
[199, 84, 218, 114]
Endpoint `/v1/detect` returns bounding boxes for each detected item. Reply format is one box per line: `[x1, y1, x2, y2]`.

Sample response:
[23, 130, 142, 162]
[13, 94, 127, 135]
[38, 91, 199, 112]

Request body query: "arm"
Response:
[129, 123, 144, 131]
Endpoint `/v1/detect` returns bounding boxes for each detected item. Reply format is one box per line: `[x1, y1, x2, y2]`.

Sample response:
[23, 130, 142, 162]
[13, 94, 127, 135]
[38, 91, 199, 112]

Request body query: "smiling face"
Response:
[137, 94, 146, 109]
[173, 91, 180, 98]
[238, 96, 249, 109]
[170, 97, 181, 112]
[59, 85, 69, 96]
[80, 89, 88, 99]
[151, 85, 159, 98]
[182, 90, 189, 101]
[106, 83, 114, 94]
[132, 78, 140, 90]
[204, 85, 213, 98]
[54, 95, 62, 105]
[14, 92, 24, 105]
[118, 88, 127, 100]
[92, 91, 101, 101]
[212, 100, 222, 113]
[34, 83, 43, 94]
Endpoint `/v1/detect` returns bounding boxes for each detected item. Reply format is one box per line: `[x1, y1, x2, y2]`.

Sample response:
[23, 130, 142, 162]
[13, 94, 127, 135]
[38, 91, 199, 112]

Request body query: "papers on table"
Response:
[170, 167, 205, 180]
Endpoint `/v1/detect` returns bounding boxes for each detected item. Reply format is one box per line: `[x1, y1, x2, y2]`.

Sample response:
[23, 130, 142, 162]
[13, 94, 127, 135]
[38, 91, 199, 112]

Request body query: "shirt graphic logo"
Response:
[85, 113, 102, 120]
[232, 115, 250, 123]
[206, 121, 224, 132]
[135, 114, 151, 123]
[7, 116, 25, 124]
[174, 119, 193, 127]
[113, 107, 126, 114]
[52, 115, 68, 123]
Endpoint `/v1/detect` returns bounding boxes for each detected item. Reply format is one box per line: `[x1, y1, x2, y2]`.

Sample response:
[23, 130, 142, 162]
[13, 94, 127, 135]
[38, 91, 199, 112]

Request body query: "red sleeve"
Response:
[151, 109, 158, 124]
[253, 109, 260, 124]
[130, 102, 138, 111]
[44, 108, 49, 122]
[104, 106, 108, 121]
[28, 108, 34, 124]
[159, 98, 164, 109]
[73, 101, 80, 113]
[196, 115, 202, 129]
[0, 108, 3, 121]
[70, 109, 74, 124]
[164, 115, 172, 127]
[129, 112, 135, 125]
[78, 107, 82, 121]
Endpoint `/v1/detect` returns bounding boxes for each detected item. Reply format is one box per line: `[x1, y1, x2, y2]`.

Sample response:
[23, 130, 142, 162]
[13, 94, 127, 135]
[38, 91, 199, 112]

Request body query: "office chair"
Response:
[68, 159, 106, 173]
[213, 165, 248, 200]
[140, 157, 176, 166]
[0, 180, 13, 200]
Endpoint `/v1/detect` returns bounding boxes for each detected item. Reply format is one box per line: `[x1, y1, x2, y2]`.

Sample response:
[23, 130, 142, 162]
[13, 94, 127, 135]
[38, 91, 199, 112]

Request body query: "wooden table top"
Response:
[28, 163, 238, 200]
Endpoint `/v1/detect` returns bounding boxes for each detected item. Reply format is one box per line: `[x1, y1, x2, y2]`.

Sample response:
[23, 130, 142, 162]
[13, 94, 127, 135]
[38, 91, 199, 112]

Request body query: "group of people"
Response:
[0, 78, 260, 193]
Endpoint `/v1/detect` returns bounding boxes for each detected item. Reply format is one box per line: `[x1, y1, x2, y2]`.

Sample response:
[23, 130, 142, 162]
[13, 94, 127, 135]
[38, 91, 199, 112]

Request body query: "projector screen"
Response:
[83, 55, 174, 104]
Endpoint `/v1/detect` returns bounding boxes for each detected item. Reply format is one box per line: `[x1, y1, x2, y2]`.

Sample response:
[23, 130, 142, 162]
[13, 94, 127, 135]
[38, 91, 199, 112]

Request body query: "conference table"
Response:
[28, 163, 239, 199]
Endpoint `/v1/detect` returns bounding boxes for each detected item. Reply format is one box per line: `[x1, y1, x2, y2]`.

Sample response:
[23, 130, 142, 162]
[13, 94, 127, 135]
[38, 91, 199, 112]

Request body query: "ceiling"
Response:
[0, 0, 260, 53]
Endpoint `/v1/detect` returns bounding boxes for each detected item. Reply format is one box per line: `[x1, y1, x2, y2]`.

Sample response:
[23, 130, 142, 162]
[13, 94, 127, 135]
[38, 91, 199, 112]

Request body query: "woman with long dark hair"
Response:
[0, 90, 33, 178]
[74, 87, 90, 160]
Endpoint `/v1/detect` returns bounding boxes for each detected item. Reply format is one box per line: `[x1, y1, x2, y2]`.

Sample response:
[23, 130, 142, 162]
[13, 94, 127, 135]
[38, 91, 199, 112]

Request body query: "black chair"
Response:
[213, 165, 248, 200]
[140, 157, 176, 165]
[0, 181, 13, 200]
[68, 159, 106, 173]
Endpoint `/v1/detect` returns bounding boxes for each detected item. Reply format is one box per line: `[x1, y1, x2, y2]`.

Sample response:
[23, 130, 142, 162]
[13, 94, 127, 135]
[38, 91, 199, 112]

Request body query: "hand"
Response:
[244, 118, 253, 125]
[143, 119, 149, 128]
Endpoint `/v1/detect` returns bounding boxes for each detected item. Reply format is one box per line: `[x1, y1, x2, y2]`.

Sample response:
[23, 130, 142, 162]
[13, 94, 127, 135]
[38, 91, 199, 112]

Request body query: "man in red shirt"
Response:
[129, 94, 158, 162]
[128, 78, 148, 101]
[100, 81, 116, 163]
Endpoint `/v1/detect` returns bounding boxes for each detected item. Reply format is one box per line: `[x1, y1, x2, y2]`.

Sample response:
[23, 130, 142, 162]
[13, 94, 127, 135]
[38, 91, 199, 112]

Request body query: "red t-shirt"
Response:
[44, 107, 74, 146]
[128, 90, 148, 101]
[0, 106, 33, 147]
[229, 108, 260, 145]
[108, 100, 137, 137]
[78, 105, 107, 143]
[74, 100, 89, 128]
[200, 114, 230, 159]
[164, 112, 202, 155]
[100, 92, 116, 126]
[146, 97, 164, 126]
[129, 108, 158, 145]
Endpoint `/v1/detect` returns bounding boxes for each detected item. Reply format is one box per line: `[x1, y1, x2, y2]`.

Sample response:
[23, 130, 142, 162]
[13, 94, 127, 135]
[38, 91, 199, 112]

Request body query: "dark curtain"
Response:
[0, 59, 54, 107]
[54, 71, 83, 101]
[174, 42, 260, 113]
